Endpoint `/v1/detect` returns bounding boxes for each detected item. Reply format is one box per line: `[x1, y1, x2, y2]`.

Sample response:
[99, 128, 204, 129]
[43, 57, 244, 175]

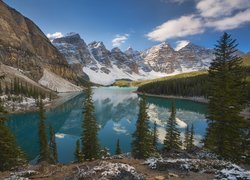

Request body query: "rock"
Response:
[155, 175, 165, 180]
[168, 173, 179, 178]
[0, 1, 78, 83]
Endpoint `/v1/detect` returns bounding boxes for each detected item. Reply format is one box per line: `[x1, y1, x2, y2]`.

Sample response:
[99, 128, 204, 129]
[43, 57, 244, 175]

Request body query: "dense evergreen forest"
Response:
[138, 66, 250, 101]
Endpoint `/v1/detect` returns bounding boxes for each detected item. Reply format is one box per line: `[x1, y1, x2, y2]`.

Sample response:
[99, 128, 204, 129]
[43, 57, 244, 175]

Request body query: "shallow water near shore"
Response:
[6, 87, 208, 163]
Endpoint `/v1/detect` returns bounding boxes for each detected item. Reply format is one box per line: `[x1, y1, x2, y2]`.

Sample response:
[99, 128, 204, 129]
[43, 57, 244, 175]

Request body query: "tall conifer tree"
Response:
[49, 126, 58, 164]
[0, 100, 26, 170]
[37, 99, 50, 163]
[164, 101, 182, 151]
[81, 85, 100, 160]
[205, 32, 247, 162]
[184, 125, 190, 150]
[153, 121, 158, 149]
[74, 140, 83, 163]
[188, 124, 195, 150]
[115, 139, 122, 155]
[132, 95, 154, 159]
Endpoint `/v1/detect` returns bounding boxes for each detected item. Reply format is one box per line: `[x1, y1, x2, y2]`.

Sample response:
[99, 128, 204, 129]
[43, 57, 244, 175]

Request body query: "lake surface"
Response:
[6, 87, 208, 163]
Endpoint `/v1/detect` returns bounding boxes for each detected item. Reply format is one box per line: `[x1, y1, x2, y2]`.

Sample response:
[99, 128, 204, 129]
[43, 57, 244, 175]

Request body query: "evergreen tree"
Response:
[37, 99, 50, 163]
[152, 121, 158, 149]
[188, 124, 195, 150]
[49, 126, 58, 164]
[0, 93, 26, 170]
[5, 82, 9, 95]
[115, 139, 122, 155]
[184, 125, 190, 150]
[74, 139, 83, 163]
[81, 85, 100, 160]
[163, 101, 182, 151]
[132, 95, 154, 159]
[204, 33, 247, 162]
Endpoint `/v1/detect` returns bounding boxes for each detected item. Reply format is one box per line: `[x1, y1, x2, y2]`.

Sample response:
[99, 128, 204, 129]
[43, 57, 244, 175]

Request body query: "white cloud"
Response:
[146, 15, 204, 41]
[47, 32, 63, 41]
[197, 0, 250, 18]
[55, 133, 65, 139]
[205, 9, 250, 31]
[147, 0, 250, 42]
[113, 123, 127, 134]
[112, 34, 129, 47]
[175, 40, 190, 51]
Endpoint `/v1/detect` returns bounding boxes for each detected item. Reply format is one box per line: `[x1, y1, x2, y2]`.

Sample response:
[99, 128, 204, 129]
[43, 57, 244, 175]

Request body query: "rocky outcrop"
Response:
[0, 1, 78, 83]
[88, 41, 112, 67]
[111, 47, 139, 74]
[142, 42, 181, 73]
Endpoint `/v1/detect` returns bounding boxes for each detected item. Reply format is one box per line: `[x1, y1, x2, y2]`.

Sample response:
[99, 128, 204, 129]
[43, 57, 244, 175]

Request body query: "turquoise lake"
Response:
[6, 87, 208, 164]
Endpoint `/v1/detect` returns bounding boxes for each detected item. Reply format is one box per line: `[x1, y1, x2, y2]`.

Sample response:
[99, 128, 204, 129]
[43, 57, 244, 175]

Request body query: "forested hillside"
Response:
[137, 66, 250, 101]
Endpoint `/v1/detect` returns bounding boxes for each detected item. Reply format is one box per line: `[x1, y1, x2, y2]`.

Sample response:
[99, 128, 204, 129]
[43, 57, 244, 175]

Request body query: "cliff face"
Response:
[0, 0, 77, 82]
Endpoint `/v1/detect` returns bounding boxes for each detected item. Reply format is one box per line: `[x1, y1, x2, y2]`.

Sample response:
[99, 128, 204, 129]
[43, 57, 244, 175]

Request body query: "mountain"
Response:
[53, 34, 215, 85]
[0, 1, 82, 92]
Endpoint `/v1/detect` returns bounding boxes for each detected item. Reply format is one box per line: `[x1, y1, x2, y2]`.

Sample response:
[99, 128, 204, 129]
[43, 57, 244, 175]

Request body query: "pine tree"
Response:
[37, 99, 50, 163]
[204, 33, 247, 162]
[5, 82, 9, 95]
[164, 101, 182, 151]
[74, 140, 83, 163]
[49, 126, 58, 164]
[152, 121, 158, 149]
[132, 95, 154, 159]
[0, 93, 26, 170]
[184, 125, 190, 150]
[81, 85, 100, 160]
[188, 124, 195, 150]
[115, 139, 122, 155]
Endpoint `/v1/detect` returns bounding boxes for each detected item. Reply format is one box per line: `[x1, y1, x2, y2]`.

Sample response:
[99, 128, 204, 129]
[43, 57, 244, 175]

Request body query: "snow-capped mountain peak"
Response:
[53, 33, 215, 85]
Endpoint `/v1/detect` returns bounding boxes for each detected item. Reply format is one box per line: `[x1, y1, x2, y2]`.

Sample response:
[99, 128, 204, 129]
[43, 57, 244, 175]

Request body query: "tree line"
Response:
[138, 74, 208, 98]
[0, 77, 52, 101]
[138, 68, 250, 102]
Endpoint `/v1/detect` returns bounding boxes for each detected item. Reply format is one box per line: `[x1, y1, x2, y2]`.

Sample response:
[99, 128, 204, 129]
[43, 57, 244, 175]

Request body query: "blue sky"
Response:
[4, 0, 250, 52]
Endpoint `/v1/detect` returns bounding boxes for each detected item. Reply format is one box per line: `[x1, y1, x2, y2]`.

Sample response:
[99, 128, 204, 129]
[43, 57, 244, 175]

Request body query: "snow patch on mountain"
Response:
[53, 33, 216, 85]
[39, 69, 82, 92]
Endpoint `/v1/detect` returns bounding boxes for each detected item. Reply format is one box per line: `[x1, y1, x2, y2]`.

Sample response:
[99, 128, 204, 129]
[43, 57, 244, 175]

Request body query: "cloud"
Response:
[47, 32, 63, 41]
[146, 15, 204, 41]
[113, 123, 127, 134]
[55, 133, 65, 139]
[196, 0, 250, 18]
[205, 9, 250, 31]
[175, 40, 190, 51]
[112, 34, 129, 47]
[147, 0, 250, 42]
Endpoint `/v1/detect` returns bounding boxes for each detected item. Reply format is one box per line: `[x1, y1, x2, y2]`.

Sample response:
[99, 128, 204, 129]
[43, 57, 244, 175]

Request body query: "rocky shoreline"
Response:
[1, 150, 249, 180]
[2, 91, 82, 115]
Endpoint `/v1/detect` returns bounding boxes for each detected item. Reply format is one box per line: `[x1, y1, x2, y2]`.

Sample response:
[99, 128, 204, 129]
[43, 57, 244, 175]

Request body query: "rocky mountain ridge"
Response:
[0, 1, 83, 92]
[53, 33, 215, 85]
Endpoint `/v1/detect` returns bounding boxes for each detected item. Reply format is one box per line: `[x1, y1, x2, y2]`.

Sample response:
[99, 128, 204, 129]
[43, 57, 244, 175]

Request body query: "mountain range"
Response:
[0, 0, 248, 88]
[53, 33, 215, 85]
